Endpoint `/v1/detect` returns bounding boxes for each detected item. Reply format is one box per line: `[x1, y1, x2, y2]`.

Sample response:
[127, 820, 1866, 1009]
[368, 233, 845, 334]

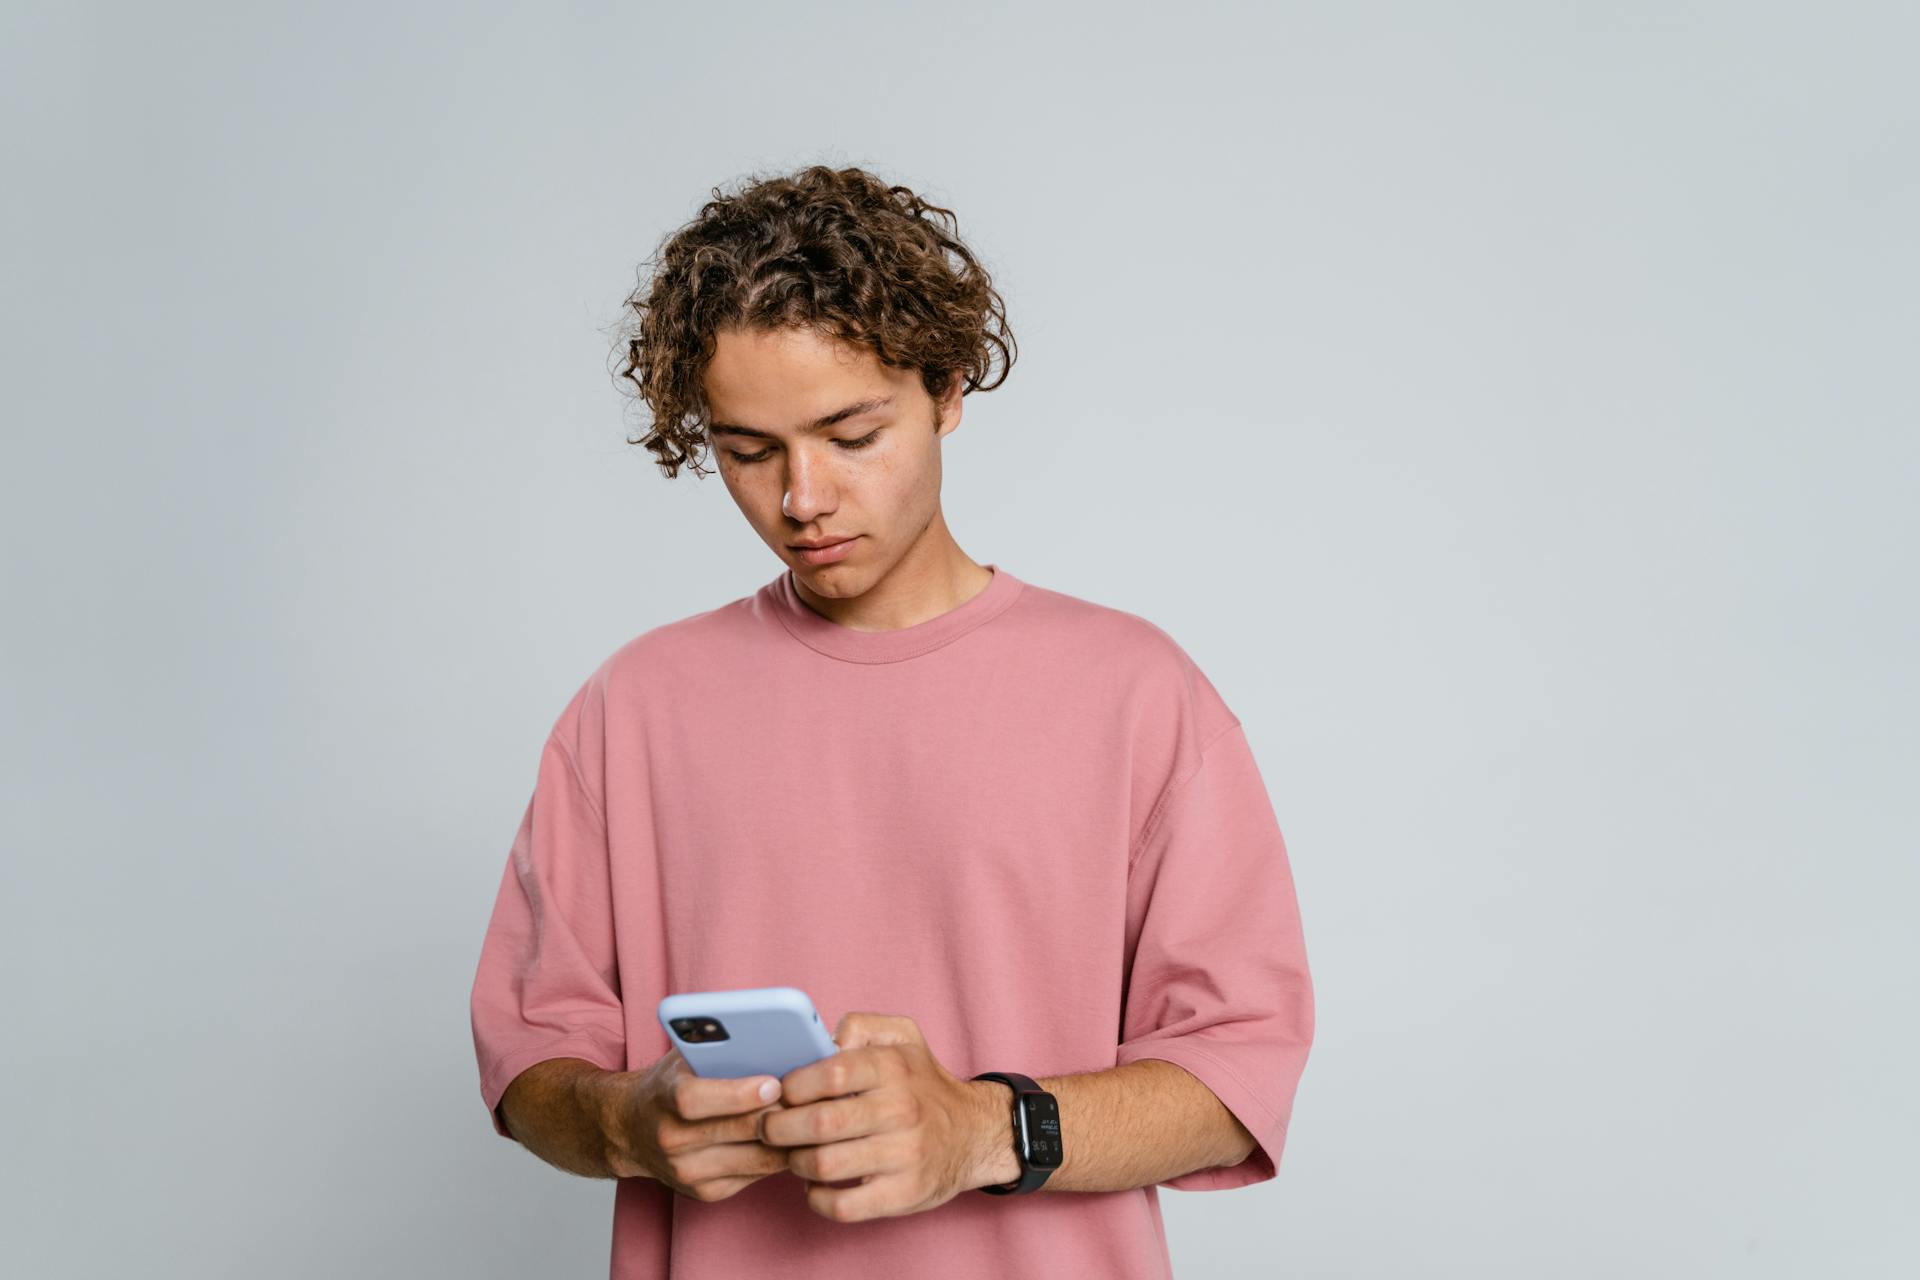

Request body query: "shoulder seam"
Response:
[1127, 716, 1244, 873]
[548, 729, 609, 839]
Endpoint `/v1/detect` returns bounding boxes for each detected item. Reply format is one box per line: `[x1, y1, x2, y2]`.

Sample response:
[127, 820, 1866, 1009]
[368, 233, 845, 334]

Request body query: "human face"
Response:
[703, 325, 963, 596]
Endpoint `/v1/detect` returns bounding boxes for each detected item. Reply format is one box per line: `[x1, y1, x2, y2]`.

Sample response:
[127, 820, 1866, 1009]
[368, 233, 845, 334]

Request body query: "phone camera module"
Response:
[669, 1016, 732, 1044]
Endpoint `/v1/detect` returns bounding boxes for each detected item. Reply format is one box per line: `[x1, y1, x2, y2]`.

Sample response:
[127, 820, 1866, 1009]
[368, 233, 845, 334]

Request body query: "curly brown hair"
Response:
[610, 164, 1017, 479]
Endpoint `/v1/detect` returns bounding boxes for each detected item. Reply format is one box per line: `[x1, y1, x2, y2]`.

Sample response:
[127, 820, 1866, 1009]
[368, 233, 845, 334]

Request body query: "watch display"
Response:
[1015, 1089, 1063, 1169]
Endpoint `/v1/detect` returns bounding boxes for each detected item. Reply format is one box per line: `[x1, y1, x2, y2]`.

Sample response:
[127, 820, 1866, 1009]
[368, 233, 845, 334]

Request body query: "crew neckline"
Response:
[769, 562, 1025, 664]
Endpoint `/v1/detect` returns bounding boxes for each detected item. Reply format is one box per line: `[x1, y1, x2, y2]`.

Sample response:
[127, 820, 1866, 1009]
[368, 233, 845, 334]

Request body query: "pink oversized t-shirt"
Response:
[469, 564, 1314, 1279]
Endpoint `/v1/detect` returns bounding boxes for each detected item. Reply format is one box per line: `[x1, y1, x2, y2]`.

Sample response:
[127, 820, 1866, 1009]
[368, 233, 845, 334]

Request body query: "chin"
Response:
[790, 558, 872, 592]
[794, 563, 860, 587]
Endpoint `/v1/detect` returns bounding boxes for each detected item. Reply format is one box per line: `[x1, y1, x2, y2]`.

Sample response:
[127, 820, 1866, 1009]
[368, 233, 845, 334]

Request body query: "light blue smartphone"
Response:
[657, 986, 840, 1081]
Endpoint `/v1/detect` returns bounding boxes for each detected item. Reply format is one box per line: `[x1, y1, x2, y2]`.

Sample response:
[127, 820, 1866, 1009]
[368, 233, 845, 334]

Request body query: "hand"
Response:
[601, 1047, 790, 1200]
[759, 1012, 997, 1222]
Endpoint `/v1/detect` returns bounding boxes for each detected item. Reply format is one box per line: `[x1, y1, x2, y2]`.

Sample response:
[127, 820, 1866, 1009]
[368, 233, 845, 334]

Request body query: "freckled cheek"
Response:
[720, 467, 781, 525]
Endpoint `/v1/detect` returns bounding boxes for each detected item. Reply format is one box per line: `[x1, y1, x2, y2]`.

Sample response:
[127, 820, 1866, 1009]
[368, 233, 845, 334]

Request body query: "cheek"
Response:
[867, 439, 920, 485]
[719, 466, 777, 517]
[860, 457, 917, 513]
[892, 448, 939, 504]
[721, 461, 770, 492]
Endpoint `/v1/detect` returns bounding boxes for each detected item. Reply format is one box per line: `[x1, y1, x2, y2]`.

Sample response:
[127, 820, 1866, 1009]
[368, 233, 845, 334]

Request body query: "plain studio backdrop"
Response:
[3, 2, 1913, 1276]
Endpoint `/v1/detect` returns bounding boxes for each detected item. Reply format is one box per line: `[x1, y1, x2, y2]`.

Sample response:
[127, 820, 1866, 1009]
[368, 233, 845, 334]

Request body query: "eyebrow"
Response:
[708, 396, 894, 440]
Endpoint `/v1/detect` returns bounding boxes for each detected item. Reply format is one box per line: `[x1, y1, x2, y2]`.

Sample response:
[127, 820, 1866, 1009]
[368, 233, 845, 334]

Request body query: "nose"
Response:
[781, 449, 837, 523]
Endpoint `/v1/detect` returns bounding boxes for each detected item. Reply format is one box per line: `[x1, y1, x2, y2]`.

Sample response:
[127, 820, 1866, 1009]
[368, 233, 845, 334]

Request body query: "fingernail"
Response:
[759, 1079, 780, 1102]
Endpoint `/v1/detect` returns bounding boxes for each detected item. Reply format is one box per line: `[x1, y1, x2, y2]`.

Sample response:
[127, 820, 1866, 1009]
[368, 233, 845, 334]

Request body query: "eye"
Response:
[726, 429, 880, 466]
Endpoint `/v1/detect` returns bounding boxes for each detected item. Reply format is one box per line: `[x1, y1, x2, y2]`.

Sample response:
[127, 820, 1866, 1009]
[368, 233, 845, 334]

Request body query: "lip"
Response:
[789, 535, 860, 565]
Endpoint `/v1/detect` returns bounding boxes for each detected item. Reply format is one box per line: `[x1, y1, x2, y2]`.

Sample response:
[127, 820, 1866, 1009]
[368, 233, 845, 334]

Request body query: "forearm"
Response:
[967, 1058, 1256, 1194]
[496, 1057, 622, 1179]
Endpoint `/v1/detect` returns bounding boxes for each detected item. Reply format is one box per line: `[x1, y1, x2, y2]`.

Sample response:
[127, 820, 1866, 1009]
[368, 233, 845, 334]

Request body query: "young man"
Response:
[469, 164, 1315, 1279]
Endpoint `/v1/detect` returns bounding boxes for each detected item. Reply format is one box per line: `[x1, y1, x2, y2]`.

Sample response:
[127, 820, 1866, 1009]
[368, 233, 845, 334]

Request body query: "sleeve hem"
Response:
[479, 1033, 627, 1141]
[1114, 1038, 1287, 1191]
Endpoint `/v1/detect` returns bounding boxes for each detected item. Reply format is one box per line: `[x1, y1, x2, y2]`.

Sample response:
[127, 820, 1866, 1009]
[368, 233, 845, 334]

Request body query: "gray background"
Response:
[4, 2, 1914, 1276]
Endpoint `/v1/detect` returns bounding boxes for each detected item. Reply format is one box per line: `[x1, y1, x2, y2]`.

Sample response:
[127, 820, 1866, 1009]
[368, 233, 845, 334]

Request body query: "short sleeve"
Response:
[1115, 720, 1315, 1190]
[469, 728, 628, 1140]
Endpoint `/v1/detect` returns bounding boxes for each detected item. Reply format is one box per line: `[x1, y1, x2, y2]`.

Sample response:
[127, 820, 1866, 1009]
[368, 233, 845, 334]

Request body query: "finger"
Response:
[759, 1091, 894, 1148]
[695, 1105, 783, 1151]
[803, 1162, 904, 1223]
[661, 1105, 786, 1159]
[673, 1071, 784, 1122]
[673, 1131, 792, 1188]
[673, 1101, 785, 1157]
[688, 1173, 769, 1202]
[780, 1047, 886, 1107]
[786, 1130, 901, 1185]
[831, 1012, 923, 1052]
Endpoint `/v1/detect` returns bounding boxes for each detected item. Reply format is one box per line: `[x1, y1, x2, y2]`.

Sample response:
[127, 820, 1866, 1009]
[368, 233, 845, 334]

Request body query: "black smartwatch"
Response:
[971, 1071, 1062, 1194]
